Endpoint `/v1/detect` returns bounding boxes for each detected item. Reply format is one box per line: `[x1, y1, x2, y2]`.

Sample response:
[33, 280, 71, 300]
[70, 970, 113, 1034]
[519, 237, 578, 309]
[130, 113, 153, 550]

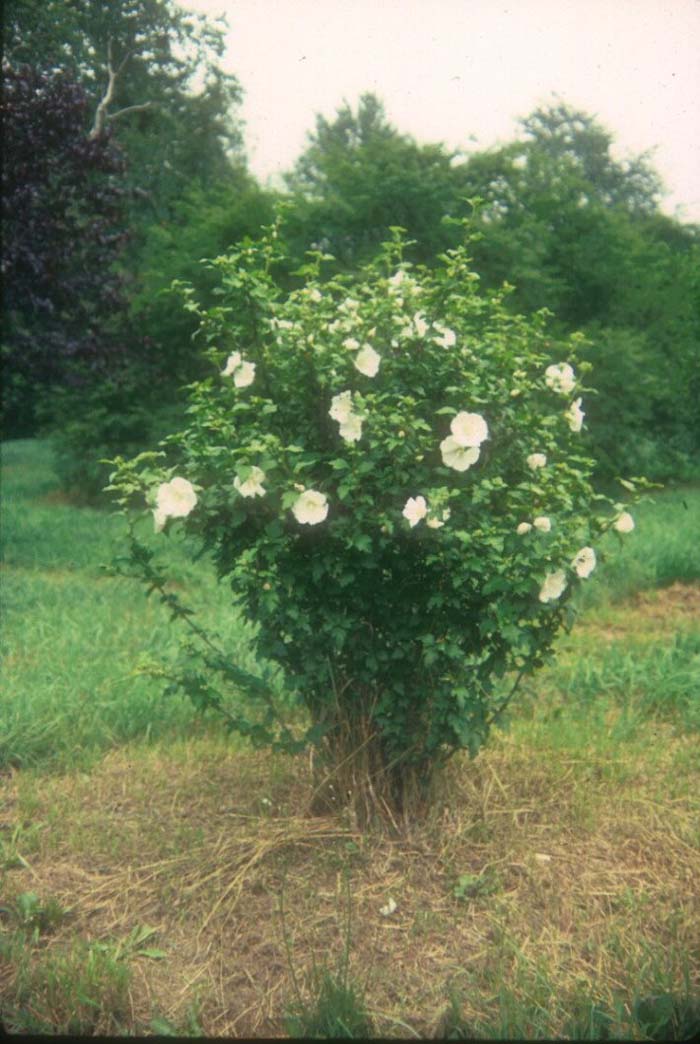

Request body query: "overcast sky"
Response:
[180, 0, 700, 222]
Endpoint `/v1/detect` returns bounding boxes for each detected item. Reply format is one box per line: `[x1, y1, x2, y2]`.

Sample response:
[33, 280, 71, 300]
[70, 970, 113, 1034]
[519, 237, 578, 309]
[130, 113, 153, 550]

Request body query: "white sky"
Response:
[180, 0, 700, 222]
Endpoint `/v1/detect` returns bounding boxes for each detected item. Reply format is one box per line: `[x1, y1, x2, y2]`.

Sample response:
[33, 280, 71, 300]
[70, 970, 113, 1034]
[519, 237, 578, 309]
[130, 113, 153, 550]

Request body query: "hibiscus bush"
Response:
[108, 222, 641, 825]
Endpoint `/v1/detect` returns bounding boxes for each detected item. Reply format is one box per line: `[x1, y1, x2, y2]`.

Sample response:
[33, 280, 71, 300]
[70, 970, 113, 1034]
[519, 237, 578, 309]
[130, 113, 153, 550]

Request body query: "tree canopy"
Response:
[285, 93, 467, 267]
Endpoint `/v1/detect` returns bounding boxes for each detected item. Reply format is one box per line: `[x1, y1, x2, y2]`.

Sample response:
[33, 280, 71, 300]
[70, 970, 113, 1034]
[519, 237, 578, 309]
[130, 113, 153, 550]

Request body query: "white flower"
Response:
[339, 413, 363, 443]
[153, 477, 197, 530]
[388, 270, 406, 290]
[571, 546, 596, 578]
[566, 398, 585, 432]
[234, 466, 266, 498]
[517, 522, 533, 535]
[545, 362, 576, 395]
[440, 436, 480, 472]
[221, 351, 242, 376]
[413, 311, 429, 337]
[308, 287, 322, 303]
[533, 516, 552, 533]
[434, 324, 456, 348]
[380, 897, 397, 917]
[403, 495, 428, 527]
[292, 489, 328, 525]
[614, 511, 635, 533]
[271, 318, 294, 331]
[539, 570, 567, 603]
[329, 390, 354, 424]
[234, 361, 256, 388]
[342, 337, 360, 351]
[527, 453, 547, 470]
[340, 297, 359, 312]
[354, 344, 381, 377]
[450, 411, 489, 448]
[222, 351, 255, 388]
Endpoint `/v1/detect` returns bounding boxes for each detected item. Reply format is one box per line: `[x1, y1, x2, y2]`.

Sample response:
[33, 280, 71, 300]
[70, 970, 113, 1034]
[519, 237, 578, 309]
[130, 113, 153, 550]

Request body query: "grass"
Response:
[1, 438, 699, 1036]
[1, 439, 270, 772]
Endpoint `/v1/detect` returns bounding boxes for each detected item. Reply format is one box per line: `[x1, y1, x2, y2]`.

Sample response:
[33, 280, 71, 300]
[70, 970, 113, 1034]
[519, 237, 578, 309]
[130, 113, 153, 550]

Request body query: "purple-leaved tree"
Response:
[1, 63, 130, 435]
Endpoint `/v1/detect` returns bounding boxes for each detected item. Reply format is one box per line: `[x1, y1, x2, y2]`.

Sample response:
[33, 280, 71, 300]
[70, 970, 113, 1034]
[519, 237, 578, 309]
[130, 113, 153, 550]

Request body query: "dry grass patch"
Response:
[2, 722, 698, 1037]
[572, 581, 700, 646]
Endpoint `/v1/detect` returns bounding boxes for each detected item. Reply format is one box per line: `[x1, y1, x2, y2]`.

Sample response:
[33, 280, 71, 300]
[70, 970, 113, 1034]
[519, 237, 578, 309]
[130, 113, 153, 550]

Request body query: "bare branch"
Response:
[108, 101, 153, 123]
[89, 40, 117, 140]
[89, 40, 151, 140]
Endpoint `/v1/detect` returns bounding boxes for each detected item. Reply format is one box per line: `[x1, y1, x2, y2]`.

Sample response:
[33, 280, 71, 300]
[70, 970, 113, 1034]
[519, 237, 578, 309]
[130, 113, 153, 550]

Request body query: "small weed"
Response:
[285, 969, 374, 1039]
[453, 870, 501, 902]
[90, 923, 168, 962]
[3, 939, 132, 1035]
[281, 870, 374, 1039]
[0, 820, 44, 873]
[0, 891, 68, 941]
[149, 1004, 204, 1037]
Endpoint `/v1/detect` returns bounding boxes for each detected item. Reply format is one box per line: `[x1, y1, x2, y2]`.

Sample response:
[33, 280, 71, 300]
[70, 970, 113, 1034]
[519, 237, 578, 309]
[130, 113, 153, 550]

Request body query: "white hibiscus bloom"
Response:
[329, 390, 354, 424]
[614, 511, 635, 533]
[153, 477, 197, 531]
[292, 489, 329, 525]
[533, 516, 552, 533]
[339, 413, 363, 443]
[342, 337, 360, 351]
[450, 411, 489, 448]
[233, 361, 256, 388]
[539, 569, 567, 603]
[402, 495, 428, 527]
[233, 466, 266, 498]
[527, 453, 547, 470]
[222, 352, 255, 388]
[517, 522, 533, 534]
[354, 344, 381, 377]
[413, 312, 429, 337]
[433, 324, 456, 349]
[545, 362, 576, 395]
[566, 398, 585, 432]
[221, 351, 242, 376]
[440, 436, 480, 472]
[571, 546, 596, 578]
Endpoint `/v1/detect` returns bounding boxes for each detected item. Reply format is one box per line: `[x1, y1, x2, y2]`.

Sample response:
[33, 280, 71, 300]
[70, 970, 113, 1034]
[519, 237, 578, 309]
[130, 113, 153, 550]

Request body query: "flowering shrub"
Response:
[108, 223, 642, 823]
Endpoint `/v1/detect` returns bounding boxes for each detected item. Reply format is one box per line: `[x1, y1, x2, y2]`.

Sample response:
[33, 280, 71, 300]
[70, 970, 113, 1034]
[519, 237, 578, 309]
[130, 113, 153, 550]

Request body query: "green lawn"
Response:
[1, 439, 698, 1038]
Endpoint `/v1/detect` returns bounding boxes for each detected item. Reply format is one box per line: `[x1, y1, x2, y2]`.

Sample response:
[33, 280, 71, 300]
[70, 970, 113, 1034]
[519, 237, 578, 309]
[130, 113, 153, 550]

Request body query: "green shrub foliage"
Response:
[108, 223, 641, 821]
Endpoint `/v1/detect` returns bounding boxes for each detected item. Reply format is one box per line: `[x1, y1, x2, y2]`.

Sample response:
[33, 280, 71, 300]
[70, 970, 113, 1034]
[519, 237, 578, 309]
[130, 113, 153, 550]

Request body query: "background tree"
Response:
[3, 0, 244, 234]
[1, 64, 130, 436]
[285, 93, 467, 268]
[458, 103, 700, 480]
